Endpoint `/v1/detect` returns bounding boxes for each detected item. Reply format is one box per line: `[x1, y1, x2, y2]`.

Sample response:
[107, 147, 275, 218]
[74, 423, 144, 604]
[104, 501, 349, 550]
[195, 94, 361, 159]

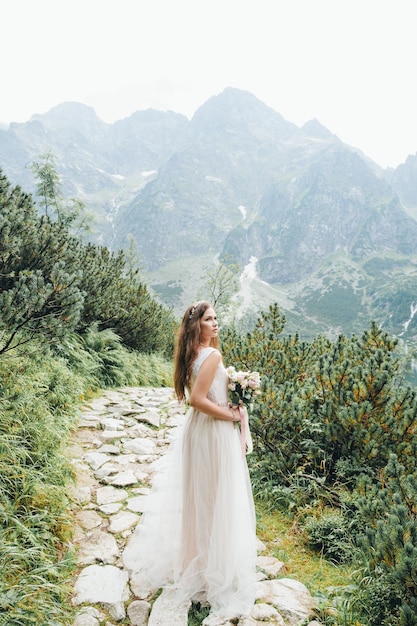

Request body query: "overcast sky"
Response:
[2, 0, 416, 168]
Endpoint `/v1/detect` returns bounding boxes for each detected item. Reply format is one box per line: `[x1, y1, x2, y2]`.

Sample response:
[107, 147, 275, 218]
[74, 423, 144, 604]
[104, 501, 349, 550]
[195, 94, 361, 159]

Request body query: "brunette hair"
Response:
[173, 301, 219, 401]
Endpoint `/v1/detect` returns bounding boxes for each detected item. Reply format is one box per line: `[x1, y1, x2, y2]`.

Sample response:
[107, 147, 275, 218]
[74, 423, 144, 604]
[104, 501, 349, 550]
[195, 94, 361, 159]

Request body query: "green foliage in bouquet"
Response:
[226, 365, 261, 408]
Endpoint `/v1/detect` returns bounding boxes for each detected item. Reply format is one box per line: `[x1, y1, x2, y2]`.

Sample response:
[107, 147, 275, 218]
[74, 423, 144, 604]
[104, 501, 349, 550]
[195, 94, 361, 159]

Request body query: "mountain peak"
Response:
[31, 101, 101, 121]
[191, 87, 299, 141]
[302, 118, 338, 141]
[29, 102, 107, 134]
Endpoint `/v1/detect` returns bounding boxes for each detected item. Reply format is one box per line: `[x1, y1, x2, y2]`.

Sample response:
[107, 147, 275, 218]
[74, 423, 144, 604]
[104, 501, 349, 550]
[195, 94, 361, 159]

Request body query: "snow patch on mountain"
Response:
[399, 301, 417, 335]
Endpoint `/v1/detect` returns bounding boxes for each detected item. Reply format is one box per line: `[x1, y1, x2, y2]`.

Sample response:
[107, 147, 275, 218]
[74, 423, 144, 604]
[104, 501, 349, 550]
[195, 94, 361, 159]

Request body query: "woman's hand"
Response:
[229, 405, 241, 421]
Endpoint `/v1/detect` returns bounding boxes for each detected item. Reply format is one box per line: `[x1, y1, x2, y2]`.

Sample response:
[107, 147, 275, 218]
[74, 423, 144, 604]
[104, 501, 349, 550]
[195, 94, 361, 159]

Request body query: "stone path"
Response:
[68, 387, 320, 626]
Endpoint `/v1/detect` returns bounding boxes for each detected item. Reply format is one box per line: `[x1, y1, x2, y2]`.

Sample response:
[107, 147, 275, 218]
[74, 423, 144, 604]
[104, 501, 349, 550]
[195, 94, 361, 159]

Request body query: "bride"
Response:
[123, 301, 257, 623]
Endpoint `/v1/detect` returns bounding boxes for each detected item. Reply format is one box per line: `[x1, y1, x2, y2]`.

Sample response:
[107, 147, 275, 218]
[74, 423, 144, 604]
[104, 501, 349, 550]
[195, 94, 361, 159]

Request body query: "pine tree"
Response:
[76, 243, 175, 355]
[0, 161, 176, 357]
[0, 170, 84, 354]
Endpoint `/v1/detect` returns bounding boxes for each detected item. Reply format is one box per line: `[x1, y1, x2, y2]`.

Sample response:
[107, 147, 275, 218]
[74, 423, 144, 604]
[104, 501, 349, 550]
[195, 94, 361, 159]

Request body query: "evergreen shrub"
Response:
[0, 167, 176, 358]
[222, 305, 417, 499]
[353, 456, 417, 626]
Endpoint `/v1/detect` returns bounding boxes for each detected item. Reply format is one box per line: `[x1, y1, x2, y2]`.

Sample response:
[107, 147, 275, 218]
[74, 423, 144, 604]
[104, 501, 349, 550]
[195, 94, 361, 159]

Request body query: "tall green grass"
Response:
[55, 325, 173, 388]
[0, 344, 83, 625]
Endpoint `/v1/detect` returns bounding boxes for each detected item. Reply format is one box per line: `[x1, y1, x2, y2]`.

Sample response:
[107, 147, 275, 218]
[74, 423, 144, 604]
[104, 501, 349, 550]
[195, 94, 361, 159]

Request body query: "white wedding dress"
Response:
[123, 347, 257, 620]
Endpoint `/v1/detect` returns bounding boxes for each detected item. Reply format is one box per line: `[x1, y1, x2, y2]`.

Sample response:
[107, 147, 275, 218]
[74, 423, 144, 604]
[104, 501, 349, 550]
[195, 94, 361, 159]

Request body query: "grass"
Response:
[188, 603, 211, 626]
[256, 504, 355, 597]
[0, 372, 80, 623]
[256, 504, 363, 626]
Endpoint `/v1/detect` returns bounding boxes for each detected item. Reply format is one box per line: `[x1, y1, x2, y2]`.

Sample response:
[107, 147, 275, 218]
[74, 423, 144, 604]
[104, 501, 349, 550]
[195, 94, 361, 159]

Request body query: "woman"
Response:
[123, 301, 257, 624]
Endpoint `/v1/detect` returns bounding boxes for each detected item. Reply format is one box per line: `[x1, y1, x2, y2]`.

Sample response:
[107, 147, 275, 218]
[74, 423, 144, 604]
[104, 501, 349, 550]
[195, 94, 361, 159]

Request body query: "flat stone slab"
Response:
[100, 417, 126, 430]
[137, 410, 161, 428]
[77, 528, 120, 565]
[124, 437, 156, 455]
[148, 588, 191, 626]
[72, 564, 129, 607]
[108, 510, 139, 533]
[83, 452, 111, 470]
[73, 613, 100, 626]
[127, 599, 152, 626]
[127, 423, 157, 439]
[256, 555, 286, 577]
[99, 502, 123, 515]
[100, 430, 125, 440]
[107, 470, 138, 486]
[251, 603, 285, 624]
[126, 495, 148, 513]
[96, 485, 128, 505]
[76, 510, 103, 530]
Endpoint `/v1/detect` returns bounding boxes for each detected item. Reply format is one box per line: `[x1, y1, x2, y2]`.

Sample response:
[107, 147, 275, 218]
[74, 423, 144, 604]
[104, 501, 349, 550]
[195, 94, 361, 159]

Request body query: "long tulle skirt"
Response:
[123, 407, 257, 619]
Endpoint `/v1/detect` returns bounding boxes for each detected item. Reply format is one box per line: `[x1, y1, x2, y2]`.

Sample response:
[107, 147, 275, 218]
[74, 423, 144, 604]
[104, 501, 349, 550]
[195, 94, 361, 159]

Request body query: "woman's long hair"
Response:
[174, 301, 219, 402]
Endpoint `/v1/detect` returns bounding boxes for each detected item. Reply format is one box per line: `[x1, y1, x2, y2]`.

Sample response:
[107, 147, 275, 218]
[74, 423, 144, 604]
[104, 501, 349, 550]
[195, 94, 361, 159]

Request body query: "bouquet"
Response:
[226, 366, 261, 409]
[226, 366, 261, 457]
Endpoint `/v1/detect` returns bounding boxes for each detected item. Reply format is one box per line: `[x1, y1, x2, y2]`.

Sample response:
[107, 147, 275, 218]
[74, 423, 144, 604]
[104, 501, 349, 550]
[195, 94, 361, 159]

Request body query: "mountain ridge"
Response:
[1, 87, 417, 340]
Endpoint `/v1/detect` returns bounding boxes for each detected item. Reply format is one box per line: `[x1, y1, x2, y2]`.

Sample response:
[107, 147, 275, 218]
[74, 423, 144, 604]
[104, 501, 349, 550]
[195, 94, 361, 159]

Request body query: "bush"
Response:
[222, 304, 417, 623]
[304, 512, 353, 563]
[222, 307, 417, 497]
[0, 167, 176, 358]
[353, 456, 417, 626]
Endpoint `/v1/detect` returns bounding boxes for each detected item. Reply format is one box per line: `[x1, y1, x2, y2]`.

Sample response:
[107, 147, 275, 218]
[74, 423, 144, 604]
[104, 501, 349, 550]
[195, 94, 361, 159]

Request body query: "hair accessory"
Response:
[189, 304, 197, 319]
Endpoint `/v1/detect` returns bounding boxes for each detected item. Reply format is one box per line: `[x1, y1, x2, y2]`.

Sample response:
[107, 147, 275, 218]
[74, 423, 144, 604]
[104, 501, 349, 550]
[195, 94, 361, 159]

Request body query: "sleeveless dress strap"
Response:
[193, 347, 218, 371]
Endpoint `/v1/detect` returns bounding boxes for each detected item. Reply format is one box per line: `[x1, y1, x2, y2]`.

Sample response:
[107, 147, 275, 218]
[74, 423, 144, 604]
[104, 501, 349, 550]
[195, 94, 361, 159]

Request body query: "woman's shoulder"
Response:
[194, 347, 221, 368]
[200, 346, 221, 358]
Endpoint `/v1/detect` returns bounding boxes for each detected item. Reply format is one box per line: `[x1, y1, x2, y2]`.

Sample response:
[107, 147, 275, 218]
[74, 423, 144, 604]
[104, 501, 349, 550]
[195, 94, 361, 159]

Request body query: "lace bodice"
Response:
[191, 347, 229, 406]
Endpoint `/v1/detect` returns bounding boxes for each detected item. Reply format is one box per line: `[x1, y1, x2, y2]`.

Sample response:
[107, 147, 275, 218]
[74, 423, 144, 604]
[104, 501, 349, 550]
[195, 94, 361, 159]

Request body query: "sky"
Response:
[2, 0, 417, 169]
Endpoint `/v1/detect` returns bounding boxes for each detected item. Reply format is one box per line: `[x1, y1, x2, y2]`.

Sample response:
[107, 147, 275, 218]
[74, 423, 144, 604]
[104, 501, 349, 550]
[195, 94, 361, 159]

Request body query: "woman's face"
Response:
[199, 307, 218, 343]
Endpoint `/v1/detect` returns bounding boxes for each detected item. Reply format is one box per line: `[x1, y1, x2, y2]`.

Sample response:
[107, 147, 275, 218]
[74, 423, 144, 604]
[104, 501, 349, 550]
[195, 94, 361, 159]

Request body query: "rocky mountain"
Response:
[388, 153, 417, 218]
[1, 88, 417, 341]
